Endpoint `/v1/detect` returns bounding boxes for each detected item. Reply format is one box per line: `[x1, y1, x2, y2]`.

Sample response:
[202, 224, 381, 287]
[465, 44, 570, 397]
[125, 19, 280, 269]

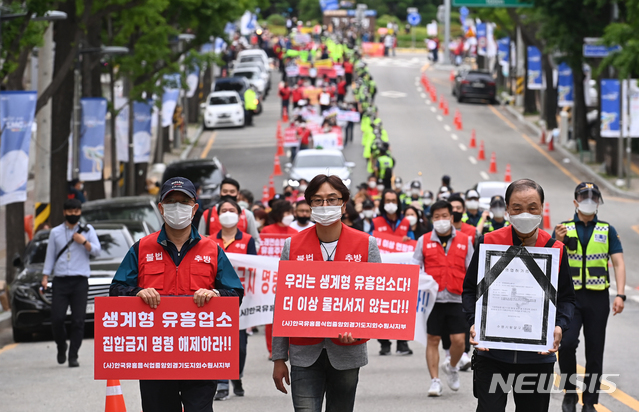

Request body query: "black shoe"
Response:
[68, 358, 79, 368]
[57, 344, 67, 365]
[214, 389, 229, 401]
[379, 344, 391, 356]
[232, 379, 245, 397]
[562, 393, 578, 412]
[582, 404, 596, 412]
[396, 341, 413, 356]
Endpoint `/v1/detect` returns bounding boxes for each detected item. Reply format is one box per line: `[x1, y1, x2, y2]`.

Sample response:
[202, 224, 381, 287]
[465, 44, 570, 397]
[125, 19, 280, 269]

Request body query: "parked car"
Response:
[162, 158, 228, 209]
[474, 181, 510, 211]
[452, 69, 497, 104]
[236, 49, 270, 72]
[284, 149, 355, 189]
[81, 196, 163, 232]
[233, 60, 271, 91]
[87, 219, 153, 242]
[202, 91, 245, 130]
[9, 223, 135, 342]
[213, 77, 263, 115]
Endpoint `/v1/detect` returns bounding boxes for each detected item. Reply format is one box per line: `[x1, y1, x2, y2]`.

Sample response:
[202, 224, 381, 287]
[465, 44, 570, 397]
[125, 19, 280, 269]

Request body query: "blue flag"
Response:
[557, 63, 573, 107]
[600, 79, 621, 137]
[497, 37, 510, 67]
[133, 101, 153, 163]
[79, 98, 107, 181]
[162, 73, 180, 128]
[0, 91, 37, 205]
[526, 46, 543, 90]
[477, 23, 487, 56]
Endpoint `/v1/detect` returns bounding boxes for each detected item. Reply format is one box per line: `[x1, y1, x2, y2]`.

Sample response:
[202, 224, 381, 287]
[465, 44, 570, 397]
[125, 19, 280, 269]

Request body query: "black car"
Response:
[9, 223, 135, 342]
[162, 158, 228, 209]
[213, 77, 263, 115]
[81, 196, 163, 232]
[451, 69, 497, 104]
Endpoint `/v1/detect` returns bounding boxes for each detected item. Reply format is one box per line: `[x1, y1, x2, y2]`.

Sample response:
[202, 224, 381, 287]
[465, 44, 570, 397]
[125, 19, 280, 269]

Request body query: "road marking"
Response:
[632, 225, 639, 236]
[430, 107, 437, 113]
[480, 171, 490, 180]
[444, 125, 451, 132]
[200, 132, 217, 159]
[487, 105, 581, 185]
[459, 143, 467, 151]
[436, 115, 443, 122]
[416, 87, 422, 92]
[451, 134, 459, 141]
[551, 374, 613, 412]
[425, 99, 431, 105]
[421, 93, 426, 98]
[469, 156, 477, 164]
[578, 364, 639, 411]
[0, 343, 17, 355]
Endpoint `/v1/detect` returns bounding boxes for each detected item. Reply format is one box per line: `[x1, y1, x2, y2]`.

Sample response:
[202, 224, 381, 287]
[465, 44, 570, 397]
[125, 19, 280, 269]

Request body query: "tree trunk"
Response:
[4, 203, 25, 284]
[523, 45, 537, 114]
[572, 66, 589, 152]
[50, 1, 77, 227]
[542, 54, 558, 129]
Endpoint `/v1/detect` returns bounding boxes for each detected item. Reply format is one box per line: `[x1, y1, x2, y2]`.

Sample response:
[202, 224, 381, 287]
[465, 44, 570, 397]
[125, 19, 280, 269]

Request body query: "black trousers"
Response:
[140, 380, 217, 412]
[558, 288, 610, 405]
[473, 354, 554, 412]
[51, 276, 88, 359]
[244, 109, 253, 125]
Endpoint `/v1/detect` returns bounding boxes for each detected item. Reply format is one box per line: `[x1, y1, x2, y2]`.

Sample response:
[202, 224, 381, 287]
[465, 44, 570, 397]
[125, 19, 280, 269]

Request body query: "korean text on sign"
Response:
[258, 234, 290, 258]
[94, 296, 239, 380]
[373, 231, 417, 254]
[273, 261, 419, 340]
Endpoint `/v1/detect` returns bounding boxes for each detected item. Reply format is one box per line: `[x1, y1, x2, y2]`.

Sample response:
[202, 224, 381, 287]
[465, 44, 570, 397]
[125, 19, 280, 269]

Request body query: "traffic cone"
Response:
[543, 202, 551, 230]
[268, 175, 276, 199]
[439, 95, 444, 110]
[431, 92, 437, 103]
[262, 185, 269, 205]
[282, 107, 289, 123]
[539, 128, 546, 145]
[469, 129, 477, 148]
[504, 164, 512, 182]
[478, 140, 486, 160]
[547, 132, 555, 151]
[488, 152, 498, 173]
[273, 154, 283, 176]
[454, 109, 463, 130]
[105, 380, 126, 412]
[450, 71, 455, 82]
[276, 138, 285, 156]
[443, 99, 449, 116]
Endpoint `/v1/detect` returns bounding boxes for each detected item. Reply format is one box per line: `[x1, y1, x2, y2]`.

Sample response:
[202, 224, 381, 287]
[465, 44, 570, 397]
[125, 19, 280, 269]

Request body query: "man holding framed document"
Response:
[462, 179, 575, 412]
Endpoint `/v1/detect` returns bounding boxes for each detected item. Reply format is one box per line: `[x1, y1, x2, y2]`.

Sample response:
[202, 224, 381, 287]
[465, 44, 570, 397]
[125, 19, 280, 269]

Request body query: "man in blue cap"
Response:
[110, 177, 244, 412]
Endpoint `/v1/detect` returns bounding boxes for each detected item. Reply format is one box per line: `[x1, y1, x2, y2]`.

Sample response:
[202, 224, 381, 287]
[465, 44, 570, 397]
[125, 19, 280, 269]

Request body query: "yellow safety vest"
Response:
[562, 221, 610, 291]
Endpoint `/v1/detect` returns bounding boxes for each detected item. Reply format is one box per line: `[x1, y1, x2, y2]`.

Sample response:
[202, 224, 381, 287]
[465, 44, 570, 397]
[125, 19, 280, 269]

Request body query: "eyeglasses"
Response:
[310, 197, 343, 207]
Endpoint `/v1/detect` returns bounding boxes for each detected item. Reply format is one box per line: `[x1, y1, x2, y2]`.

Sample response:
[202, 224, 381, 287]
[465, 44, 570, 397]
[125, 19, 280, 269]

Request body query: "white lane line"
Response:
[417, 87, 422, 92]
[421, 93, 426, 98]
[451, 134, 458, 140]
[469, 156, 477, 164]
[415, 77, 421, 81]
[425, 99, 431, 105]
[459, 143, 467, 151]
[444, 124, 451, 132]
[430, 106, 437, 112]
[480, 171, 490, 180]
[436, 115, 443, 122]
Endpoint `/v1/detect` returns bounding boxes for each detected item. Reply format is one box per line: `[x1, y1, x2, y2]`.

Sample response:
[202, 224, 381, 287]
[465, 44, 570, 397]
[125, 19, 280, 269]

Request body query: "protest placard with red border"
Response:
[94, 296, 239, 380]
[372, 230, 417, 254]
[273, 260, 419, 340]
[283, 127, 299, 147]
[258, 233, 290, 257]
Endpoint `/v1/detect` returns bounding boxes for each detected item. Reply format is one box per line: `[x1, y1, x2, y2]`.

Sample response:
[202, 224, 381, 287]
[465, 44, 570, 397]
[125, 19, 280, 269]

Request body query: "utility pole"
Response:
[516, 27, 524, 107]
[443, 0, 451, 65]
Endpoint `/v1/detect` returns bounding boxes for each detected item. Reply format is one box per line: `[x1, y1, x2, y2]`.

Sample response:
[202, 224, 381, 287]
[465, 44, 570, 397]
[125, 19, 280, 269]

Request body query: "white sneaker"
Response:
[458, 352, 471, 371]
[442, 360, 460, 391]
[428, 379, 443, 397]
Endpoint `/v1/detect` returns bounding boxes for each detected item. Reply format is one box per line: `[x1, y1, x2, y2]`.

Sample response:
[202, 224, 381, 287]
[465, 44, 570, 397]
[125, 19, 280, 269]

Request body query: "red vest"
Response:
[287, 223, 370, 347]
[213, 230, 253, 254]
[484, 227, 564, 262]
[206, 206, 248, 235]
[138, 231, 219, 295]
[373, 216, 411, 238]
[460, 222, 476, 244]
[344, 62, 353, 74]
[422, 231, 470, 295]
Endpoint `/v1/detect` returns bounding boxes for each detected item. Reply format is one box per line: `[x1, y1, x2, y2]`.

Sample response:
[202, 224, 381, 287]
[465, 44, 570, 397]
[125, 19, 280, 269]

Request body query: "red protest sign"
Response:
[273, 261, 419, 340]
[373, 230, 417, 254]
[258, 233, 289, 257]
[94, 296, 239, 380]
[283, 127, 299, 147]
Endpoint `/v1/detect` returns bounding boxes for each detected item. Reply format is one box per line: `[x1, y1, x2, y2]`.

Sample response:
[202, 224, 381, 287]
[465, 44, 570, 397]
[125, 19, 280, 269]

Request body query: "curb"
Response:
[502, 105, 639, 200]
[180, 124, 204, 161]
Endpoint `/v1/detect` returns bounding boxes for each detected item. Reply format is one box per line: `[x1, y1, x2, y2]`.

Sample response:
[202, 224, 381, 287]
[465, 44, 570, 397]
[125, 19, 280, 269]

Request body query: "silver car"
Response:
[284, 149, 356, 189]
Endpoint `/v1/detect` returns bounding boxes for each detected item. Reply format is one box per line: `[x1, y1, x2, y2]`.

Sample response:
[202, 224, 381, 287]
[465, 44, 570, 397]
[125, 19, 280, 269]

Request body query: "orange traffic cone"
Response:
[547, 132, 555, 151]
[276, 139, 285, 156]
[431, 92, 437, 103]
[488, 152, 498, 174]
[268, 175, 276, 199]
[273, 154, 283, 176]
[105, 380, 126, 412]
[454, 109, 463, 130]
[443, 99, 449, 116]
[478, 140, 486, 161]
[469, 129, 477, 148]
[543, 202, 551, 230]
[262, 185, 269, 205]
[282, 107, 289, 122]
[539, 128, 546, 145]
[504, 164, 512, 182]
[439, 95, 445, 110]
[450, 71, 455, 82]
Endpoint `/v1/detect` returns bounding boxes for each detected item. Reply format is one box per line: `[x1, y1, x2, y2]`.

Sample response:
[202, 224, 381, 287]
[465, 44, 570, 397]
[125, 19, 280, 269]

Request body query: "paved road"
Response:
[2, 55, 639, 412]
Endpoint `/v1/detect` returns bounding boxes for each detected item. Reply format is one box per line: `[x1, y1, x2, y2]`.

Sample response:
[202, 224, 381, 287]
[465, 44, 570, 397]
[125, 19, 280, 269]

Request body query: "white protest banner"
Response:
[285, 65, 300, 78]
[313, 132, 341, 149]
[337, 110, 361, 123]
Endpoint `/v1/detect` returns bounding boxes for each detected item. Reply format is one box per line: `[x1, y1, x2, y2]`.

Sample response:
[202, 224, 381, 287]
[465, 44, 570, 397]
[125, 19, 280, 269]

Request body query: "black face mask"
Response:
[296, 216, 310, 225]
[452, 211, 463, 223]
[220, 195, 237, 203]
[284, 191, 292, 197]
[65, 214, 81, 224]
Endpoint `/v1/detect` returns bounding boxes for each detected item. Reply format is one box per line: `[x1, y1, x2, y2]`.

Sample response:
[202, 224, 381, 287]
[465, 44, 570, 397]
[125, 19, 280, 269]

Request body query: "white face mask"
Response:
[508, 212, 542, 235]
[363, 210, 374, 219]
[466, 200, 479, 210]
[368, 181, 376, 189]
[162, 203, 194, 230]
[406, 215, 418, 226]
[238, 200, 250, 210]
[491, 207, 505, 218]
[433, 219, 451, 234]
[411, 188, 420, 196]
[299, 184, 308, 193]
[384, 202, 398, 214]
[219, 212, 239, 228]
[577, 199, 598, 216]
[311, 205, 343, 226]
[377, 184, 385, 192]
[281, 214, 295, 226]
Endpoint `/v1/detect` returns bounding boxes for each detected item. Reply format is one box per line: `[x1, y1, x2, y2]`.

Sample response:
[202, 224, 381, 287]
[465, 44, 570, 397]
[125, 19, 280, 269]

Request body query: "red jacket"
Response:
[138, 231, 219, 295]
[337, 81, 347, 95]
[292, 88, 303, 102]
[261, 223, 298, 236]
[279, 87, 291, 101]
[484, 226, 564, 261]
[204, 206, 248, 236]
[372, 216, 411, 238]
[344, 62, 353, 74]
[422, 231, 470, 295]
[213, 230, 254, 254]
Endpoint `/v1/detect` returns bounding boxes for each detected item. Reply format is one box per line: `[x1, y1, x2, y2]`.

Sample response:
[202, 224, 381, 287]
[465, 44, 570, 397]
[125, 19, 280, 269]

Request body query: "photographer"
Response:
[42, 199, 101, 367]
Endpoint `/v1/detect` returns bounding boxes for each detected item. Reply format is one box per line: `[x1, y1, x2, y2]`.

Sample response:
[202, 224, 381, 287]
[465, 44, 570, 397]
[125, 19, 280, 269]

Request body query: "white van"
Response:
[236, 49, 270, 72]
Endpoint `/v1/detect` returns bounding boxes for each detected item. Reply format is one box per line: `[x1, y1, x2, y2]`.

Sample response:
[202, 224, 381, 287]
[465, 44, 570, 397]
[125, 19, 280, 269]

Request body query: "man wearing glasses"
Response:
[110, 177, 244, 412]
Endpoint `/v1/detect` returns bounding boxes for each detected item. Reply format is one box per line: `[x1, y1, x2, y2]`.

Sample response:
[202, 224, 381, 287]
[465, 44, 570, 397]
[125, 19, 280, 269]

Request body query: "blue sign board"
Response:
[408, 12, 421, 25]
[600, 79, 621, 137]
[460, 6, 469, 16]
[527, 46, 543, 90]
[583, 44, 622, 58]
[557, 63, 573, 107]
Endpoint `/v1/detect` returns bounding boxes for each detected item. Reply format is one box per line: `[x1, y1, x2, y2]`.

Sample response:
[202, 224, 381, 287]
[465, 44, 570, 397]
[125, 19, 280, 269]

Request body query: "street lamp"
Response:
[71, 46, 129, 180]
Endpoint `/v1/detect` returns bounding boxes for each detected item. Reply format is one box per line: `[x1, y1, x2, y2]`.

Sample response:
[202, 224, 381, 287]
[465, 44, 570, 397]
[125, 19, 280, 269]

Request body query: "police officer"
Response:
[244, 86, 257, 126]
[479, 195, 510, 234]
[402, 180, 425, 209]
[462, 189, 482, 226]
[375, 143, 394, 189]
[553, 182, 625, 412]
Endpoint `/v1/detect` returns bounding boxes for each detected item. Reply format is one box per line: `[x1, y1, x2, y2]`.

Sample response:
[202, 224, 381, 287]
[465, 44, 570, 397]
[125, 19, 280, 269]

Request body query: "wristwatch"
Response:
[212, 289, 221, 297]
[616, 294, 626, 301]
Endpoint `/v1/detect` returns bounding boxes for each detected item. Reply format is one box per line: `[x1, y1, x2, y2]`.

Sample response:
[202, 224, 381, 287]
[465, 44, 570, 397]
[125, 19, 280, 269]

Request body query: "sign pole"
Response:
[412, 25, 415, 49]
[443, 0, 450, 65]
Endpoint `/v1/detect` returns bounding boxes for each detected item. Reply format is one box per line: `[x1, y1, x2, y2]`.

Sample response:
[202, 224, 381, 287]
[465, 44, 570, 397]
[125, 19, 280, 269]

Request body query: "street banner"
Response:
[361, 43, 385, 57]
[0, 91, 37, 206]
[186, 64, 200, 99]
[273, 261, 420, 340]
[474, 244, 559, 352]
[373, 230, 417, 254]
[162, 74, 180, 128]
[79, 98, 107, 182]
[334, 64, 345, 77]
[486, 23, 497, 58]
[320, 0, 339, 12]
[557, 63, 574, 107]
[258, 233, 290, 257]
[283, 127, 300, 148]
[497, 37, 510, 67]
[337, 110, 361, 123]
[313, 132, 342, 150]
[115, 94, 129, 163]
[240, 11, 256, 36]
[625, 79, 639, 137]
[133, 101, 153, 163]
[94, 296, 239, 380]
[527, 46, 543, 90]
[477, 23, 487, 56]
[601, 79, 621, 138]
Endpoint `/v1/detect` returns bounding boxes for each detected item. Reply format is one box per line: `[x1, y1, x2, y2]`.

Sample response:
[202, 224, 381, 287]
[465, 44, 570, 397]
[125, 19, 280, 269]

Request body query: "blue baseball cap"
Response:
[160, 177, 197, 201]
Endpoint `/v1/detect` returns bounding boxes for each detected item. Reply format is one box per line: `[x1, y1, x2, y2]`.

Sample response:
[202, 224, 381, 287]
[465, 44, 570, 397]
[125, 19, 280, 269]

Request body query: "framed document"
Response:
[475, 244, 560, 352]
